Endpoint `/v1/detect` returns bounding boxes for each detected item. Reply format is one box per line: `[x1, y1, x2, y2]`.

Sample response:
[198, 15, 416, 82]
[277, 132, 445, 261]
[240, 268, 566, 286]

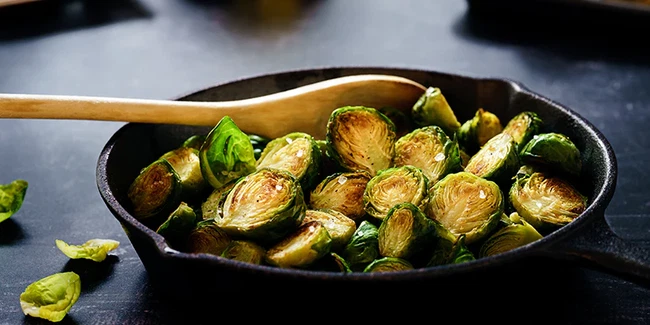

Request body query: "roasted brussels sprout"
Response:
[326, 106, 396, 177]
[363, 165, 429, 221]
[200, 180, 236, 220]
[501, 111, 543, 148]
[393, 125, 462, 185]
[378, 203, 437, 260]
[427, 232, 475, 266]
[302, 209, 356, 252]
[216, 168, 306, 243]
[55, 239, 120, 262]
[411, 86, 461, 135]
[378, 106, 415, 138]
[248, 134, 270, 160]
[156, 202, 198, 247]
[310, 252, 353, 273]
[256, 132, 322, 190]
[424, 171, 503, 244]
[519, 133, 582, 176]
[509, 166, 587, 231]
[127, 159, 181, 221]
[265, 221, 332, 268]
[199, 116, 257, 190]
[160, 147, 208, 201]
[185, 219, 232, 256]
[363, 257, 414, 273]
[341, 220, 380, 271]
[0, 179, 28, 223]
[309, 171, 371, 221]
[221, 240, 266, 265]
[464, 133, 520, 185]
[457, 108, 503, 154]
[181, 134, 206, 150]
[447, 235, 476, 263]
[20, 272, 81, 322]
[479, 214, 543, 257]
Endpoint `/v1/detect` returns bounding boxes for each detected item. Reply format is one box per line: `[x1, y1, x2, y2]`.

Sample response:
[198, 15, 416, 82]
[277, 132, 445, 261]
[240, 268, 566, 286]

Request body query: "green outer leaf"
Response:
[341, 220, 380, 272]
[326, 106, 397, 177]
[256, 132, 322, 191]
[519, 132, 582, 176]
[199, 116, 257, 190]
[363, 257, 414, 273]
[55, 239, 120, 262]
[181, 134, 206, 150]
[20, 272, 81, 322]
[156, 202, 198, 246]
[0, 179, 28, 223]
[411, 87, 461, 135]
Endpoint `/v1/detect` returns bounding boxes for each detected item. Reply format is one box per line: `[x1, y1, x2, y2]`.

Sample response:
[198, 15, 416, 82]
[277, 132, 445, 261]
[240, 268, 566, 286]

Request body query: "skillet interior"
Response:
[96, 67, 616, 295]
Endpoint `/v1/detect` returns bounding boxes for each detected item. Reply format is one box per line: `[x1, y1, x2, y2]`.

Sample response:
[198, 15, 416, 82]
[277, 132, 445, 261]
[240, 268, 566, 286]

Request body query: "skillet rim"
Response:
[96, 65, 617, 282]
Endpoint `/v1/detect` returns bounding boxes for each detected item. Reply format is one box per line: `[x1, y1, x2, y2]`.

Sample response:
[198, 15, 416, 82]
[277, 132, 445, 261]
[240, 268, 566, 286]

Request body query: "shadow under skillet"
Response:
[0, 0, 152, 41]
[456, 0, 650, 66]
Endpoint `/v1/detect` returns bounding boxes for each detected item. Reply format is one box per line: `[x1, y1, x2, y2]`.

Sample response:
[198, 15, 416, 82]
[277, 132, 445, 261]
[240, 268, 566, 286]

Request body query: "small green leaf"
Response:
[20, 272, 81, 322]
[56, 239, 120, 262]
[0, 179, 28, 223]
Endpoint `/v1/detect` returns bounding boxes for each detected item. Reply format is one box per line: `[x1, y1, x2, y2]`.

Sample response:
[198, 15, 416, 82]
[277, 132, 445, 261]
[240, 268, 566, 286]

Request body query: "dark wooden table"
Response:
[1, 0, 649, 323]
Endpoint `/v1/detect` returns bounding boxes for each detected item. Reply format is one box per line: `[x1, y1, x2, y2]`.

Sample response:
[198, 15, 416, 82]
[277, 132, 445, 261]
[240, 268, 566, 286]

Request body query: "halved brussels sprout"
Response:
[464, 133, 520, 185]
[127, 159, 181, 221]
[182, 134, 206, 150]
[265, 221, 332, 268]
[378, 106, 415, 138]
[302, 209, 356, 252]
[363, 257, 414, 273]
[378, 203, 437, 260]
[363, 165, 429, 221]
[341, 220, 380, 271]
[248, 134, 270, 160]
[0, 179, 28, 223]
[185, 219, 232, 256]
[502, 111, 543, 148]
[55, 239, 120, 262]
[424, 171, 503, 244]
[326, 106, 396, 177]
[309, 171, 371, 221]
[199, 116, 257, 190]
[519, 133, 582, 176]
[200, 180, 237, 220]
[479, 216, 543, 257]
[427, 233, 475, 266]
[411, 87, 461, 135]
[160, 147, 209, 201]
[156, 202, 198, 248]
[393, 125, 462, 185]
[20, 272, 81, 322]
[509, 166, 587, 231]
[221, 240, 266, 265]
[256, 132, 322, 190]
[216, 168, 306, 243]
[457, 108, 503, 154]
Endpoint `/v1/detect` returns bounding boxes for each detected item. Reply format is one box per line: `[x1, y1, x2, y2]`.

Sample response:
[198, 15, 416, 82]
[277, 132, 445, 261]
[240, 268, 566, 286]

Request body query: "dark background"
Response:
[0, 0, 649, 323]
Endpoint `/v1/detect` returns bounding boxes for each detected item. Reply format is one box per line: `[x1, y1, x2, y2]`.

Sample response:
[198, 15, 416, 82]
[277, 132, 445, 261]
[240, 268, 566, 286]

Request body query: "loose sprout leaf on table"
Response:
[0, 179, 28, 223]
[20, 271, 81, 322]
[55, 239, 120, 262]
[125, 83, 589, 273]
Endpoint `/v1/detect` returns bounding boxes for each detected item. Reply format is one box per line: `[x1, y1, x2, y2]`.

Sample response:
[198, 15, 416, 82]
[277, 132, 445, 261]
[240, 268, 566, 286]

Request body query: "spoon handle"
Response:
[0, 75, 427, 137]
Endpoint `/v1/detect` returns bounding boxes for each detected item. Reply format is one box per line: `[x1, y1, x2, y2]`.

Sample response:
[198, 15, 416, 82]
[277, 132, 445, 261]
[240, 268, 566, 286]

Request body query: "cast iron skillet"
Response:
[96, 67, 649, 298]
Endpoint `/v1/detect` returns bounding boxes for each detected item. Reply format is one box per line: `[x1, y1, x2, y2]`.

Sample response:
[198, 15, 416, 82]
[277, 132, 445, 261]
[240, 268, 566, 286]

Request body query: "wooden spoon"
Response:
[0, 74, 426, 139]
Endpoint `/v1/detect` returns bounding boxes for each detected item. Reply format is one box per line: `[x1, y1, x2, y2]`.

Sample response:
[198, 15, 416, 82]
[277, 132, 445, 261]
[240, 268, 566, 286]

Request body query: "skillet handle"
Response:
[541, 214, 650, 285]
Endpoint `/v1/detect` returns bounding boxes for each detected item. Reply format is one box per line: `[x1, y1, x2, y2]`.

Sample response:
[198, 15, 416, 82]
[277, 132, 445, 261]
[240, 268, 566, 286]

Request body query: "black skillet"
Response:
[96, 67, 650, 299]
